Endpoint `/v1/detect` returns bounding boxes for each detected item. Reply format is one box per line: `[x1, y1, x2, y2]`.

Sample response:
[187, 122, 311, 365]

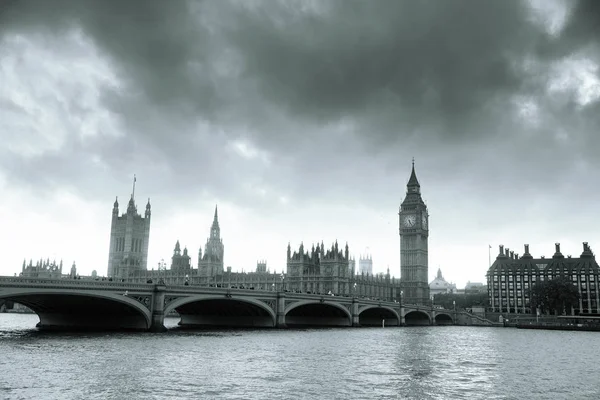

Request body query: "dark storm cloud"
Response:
[225, 0, 539, 133]
[1, 0, 600, 210]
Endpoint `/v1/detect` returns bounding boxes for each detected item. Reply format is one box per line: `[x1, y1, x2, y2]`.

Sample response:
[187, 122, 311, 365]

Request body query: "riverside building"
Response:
[486, 242, 600, 314]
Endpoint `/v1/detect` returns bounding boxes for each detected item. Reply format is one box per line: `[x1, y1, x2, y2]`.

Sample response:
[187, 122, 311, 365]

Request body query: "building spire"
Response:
[405, 159, 421, 195]
[131, 174, 137, 200]
[213, 204, 218, 224]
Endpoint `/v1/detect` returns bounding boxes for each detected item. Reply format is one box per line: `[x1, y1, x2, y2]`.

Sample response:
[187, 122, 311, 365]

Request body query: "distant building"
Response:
[359, 254, 373, 275]
[486, 242, 600, 314]
[107, 178, 151, 279]
[198, 206, 224, 278]
[20, 259, 63, 279]
[429, 268, 456, 296]
[20, 259, 79, 280]
[256, 260, 267, 273]
[286, 241, 352, 294]
[286, 241, 399, 300]
[170, 240, 191, 275]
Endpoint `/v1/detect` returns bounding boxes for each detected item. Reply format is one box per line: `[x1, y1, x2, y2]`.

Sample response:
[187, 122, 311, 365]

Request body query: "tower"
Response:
[198, 205, 225, 278]
[359, 253, 373, 275]
[399, 159, 429, 305]
[107, 176, 151, 279]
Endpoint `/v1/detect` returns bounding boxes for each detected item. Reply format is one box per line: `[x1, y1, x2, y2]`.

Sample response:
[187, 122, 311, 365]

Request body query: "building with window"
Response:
[429, 268, 456, 296]
[486, 242, 600, 314]
[358, 254, 373, 275]
[107, 178, 151, 279]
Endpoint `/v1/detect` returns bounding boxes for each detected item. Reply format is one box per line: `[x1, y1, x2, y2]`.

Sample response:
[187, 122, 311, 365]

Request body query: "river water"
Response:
[0, 314, 598, 400]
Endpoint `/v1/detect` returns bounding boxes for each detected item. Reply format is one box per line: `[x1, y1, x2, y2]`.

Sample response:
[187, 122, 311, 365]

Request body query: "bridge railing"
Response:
[0, 276, 152, 290]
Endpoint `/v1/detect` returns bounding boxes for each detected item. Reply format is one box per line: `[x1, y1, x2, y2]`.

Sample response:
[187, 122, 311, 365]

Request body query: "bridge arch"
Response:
[0, 289, 152, 330]
[164, 295, 277, 328]
[404, 309, 432, 326]
[285, 300, 352, 327]
[434, 312, 454, 325]
[358, 305, 401, 326]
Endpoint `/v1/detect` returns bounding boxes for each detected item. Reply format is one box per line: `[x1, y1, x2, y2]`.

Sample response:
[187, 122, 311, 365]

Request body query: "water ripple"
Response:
[1, 315, 599, 399]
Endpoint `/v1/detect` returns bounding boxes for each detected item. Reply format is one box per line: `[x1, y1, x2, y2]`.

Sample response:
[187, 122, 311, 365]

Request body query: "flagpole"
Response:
[488, 245, 491, 268]
[132, 174, 136, 200]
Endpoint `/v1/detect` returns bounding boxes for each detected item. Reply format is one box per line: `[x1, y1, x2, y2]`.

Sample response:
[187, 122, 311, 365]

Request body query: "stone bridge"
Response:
[0, 277, 456, 331]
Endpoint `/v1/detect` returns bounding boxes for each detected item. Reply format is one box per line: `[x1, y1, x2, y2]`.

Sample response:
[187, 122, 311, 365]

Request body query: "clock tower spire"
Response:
[399, 159, 429, 305]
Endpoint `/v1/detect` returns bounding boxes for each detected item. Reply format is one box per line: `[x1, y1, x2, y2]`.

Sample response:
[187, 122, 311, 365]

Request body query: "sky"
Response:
[1, 0, 600, 288]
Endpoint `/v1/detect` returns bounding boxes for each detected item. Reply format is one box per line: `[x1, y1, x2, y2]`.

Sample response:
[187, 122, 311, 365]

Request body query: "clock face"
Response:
[403, 214, 416, 228]
[422, 214, 428, 229]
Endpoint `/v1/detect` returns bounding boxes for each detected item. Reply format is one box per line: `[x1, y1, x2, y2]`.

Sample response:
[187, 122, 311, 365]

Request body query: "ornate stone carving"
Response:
[164, 296, 180, 307]
[259, 299, 276, 313]
[132, 295, 151, 310]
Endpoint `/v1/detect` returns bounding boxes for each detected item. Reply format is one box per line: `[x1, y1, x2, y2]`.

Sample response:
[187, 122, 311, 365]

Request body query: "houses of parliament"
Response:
[21, 164, 431, 304]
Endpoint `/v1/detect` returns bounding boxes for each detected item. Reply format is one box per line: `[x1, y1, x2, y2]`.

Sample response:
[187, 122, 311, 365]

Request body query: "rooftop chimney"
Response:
[553, 242, 564, 259]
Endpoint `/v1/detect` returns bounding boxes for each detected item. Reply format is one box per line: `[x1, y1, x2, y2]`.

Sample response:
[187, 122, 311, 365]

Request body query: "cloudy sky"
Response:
[1, 0, 599, 288]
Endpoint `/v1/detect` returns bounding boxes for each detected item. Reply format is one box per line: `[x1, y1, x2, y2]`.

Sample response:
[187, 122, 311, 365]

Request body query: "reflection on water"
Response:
[1, 314, 599, 399]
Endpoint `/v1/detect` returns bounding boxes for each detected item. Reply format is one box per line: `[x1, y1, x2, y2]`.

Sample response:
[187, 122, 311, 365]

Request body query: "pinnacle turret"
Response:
[407, 158, 420, 189]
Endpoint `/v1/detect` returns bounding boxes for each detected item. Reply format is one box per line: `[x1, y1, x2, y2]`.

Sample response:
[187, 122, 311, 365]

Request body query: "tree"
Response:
[433, 292, 487, 310]
[529, 277, 580, 315]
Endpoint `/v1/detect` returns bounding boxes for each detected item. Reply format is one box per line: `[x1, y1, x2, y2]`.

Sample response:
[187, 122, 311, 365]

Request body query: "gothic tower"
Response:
[399, 160, 429, 305]
[198, 205, 225, 278]
[107, 176, 151, 279]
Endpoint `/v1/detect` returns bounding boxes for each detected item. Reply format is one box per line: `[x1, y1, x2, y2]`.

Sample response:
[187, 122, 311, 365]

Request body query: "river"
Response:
[0, 314, 598, 399]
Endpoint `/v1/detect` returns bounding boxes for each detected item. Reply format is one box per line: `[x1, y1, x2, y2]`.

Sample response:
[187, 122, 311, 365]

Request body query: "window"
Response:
[501, 276, 506, 282]
[509, 276, 513, 282]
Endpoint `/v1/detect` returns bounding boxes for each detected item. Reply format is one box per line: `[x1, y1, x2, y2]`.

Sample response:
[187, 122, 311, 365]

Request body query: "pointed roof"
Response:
[212, 204, 219, 226]
[407, 158, 420, 187]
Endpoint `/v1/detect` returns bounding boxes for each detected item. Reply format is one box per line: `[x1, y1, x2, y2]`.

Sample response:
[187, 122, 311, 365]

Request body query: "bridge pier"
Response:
[149, 284, 167, 332]
[351, 298, 360, 327]
[276, 292, 286, 328]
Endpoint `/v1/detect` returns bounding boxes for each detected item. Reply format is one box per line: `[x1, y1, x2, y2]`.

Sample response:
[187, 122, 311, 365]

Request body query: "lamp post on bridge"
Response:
[280, 273, 285, 292]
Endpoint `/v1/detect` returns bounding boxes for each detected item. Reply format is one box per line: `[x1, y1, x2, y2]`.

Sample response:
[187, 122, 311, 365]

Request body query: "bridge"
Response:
[0, 277, 457, 331]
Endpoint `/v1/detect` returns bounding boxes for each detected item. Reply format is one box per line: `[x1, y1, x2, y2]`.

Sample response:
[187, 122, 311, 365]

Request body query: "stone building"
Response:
[286, 241, 352, 295]
[198, 206, 224, 278]
[170, 240, 191, 275]
[429, 268, 456, 296]
[20, 259, 63, 279]
[286, 242, 400, 300]
[107, 178, 151, 279]
[256, 260, 267, 273]
[399, 160, 430, 305]
[20, 259, 79, 279]
[358, 254, 373, 275]
[486, 242, 600, 315]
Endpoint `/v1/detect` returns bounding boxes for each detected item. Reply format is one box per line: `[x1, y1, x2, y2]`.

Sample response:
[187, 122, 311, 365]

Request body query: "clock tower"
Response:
[399, 160, 429, 305]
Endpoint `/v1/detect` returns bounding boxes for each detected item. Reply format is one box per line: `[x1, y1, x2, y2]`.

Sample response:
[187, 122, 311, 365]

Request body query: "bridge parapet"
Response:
[0, 277, 152, 291]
